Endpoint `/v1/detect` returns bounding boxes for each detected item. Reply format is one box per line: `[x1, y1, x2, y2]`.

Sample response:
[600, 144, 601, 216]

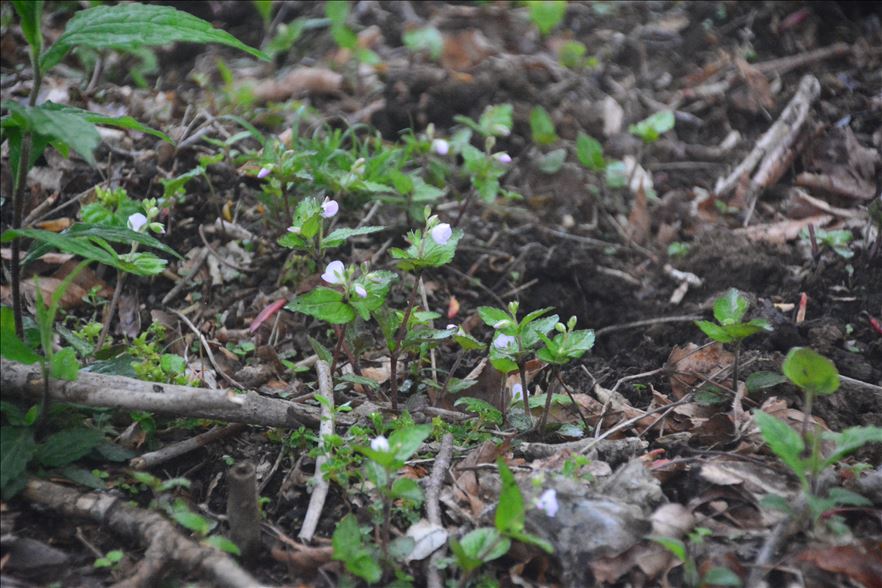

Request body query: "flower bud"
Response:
[370, 435, 390, 452]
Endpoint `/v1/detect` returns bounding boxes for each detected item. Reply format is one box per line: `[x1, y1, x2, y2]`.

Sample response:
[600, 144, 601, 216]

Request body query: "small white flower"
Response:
[511, 383, 524, 402]
[371, 435, 390, 452]
[493, 333, 516, 350]
[493, 152, 512, 164]
[431, 138, 449, 156]
[354, 284, 368, 299]
[257, 166, 271, 179]
[287, 225, 301, 234]
[321, 198, 339, 219]
[430, 223, 452, 245]
[321, 260, 346, 284]
[127, 213, 148, 232]
[447, 323, 457, 330]
[535, 488, 558, 517]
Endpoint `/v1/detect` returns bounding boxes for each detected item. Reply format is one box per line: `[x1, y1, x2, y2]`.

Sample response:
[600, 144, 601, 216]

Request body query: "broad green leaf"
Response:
[403, 26, 443, 60]
[759, 493, 793, 514]
[391, 477, 423, 504]
[722, 319, 772, 341]
[325, 0, 350, 28]
[3, 101, 100, 165]
[340, 373, 380, 391]
[453, 331, 485, 351]
[478, 306, 511, 329]
[826, 487, 872, 507]
[349, 270, 396, 320]
[628, 110, 675, 143]
[538, 148, 566, 174]
[648, 535, 687, 561]
[508, 529, 554, 554]
[746, 371, 789, 392]
[204, 535, 241, 555]
[388, 424, 432, 463]
[322, 226, 385, 249]
[456, 528, 510, 568]
[782, 347, 839, 396]
[529, 106, 558, 145]
[489, 353, 519, 375]
[253, 0, 273, 23]
[521, 315, 559, 348]
[576, 132, 605, 170]
[527, 0, 567, 36]
[0, 426, 36, 491]
[461, 103, 513, 138]
[42, 4, 269, 72]
[495, 458, 525, 534]
[35, 428, 104, 468]
[286, 288, 355, 324]
[754, 411, 806, 486]
[11, 0, 43, 56]
[332, 514, 382, 584]
[822, 426, 882, 468]
[389, 229, 462, 271]
[172, 507, 214, 535]
[454, 397, 503, 426]
[1, 306, 41, 364]
[50, 347, 79, 381]
[713, 288, 749, 325]
[40, 101, 172, 143]
[702, 567, 743, 586]
[60, 465, 106, 490]
[695, 320, 734, 344]
[559, 40, 587, 68]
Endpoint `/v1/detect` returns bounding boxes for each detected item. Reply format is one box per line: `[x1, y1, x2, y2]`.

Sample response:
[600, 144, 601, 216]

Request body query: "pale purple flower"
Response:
[493, 152, 512, 164]
[354, 284, 368, 299]
[447, 324, 457, 330]
[431, 138, 449, 156]
[512, 383, 524, 402]
[371, 435, 390, 452]
[127, 213, 148, 232]
[257, 166, 271, 179]
[493, 333, 516, 350]
[321, 260, 346, 284]
[430, 223, 452, 245]
[287, 225, 301, 234]
[321, 198, 339, 219]
[535, 488, 558, 517]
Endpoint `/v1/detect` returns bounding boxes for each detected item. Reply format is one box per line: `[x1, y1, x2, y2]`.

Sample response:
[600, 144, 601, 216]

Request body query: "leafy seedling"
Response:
[536, 316, 595, 430]
[695, 288, 772, 392]
[529, 106, 558, 146]
[527, 0, 568, 36]
[628, 110, 675, 143]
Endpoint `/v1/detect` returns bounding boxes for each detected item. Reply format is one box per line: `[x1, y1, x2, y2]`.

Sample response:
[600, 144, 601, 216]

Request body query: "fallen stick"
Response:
[714, 75, 820, 199]
[22, 478, 268, 588]
[130, 423, 246, 470]
[1, 358, 355, 429]
[298, 359, 334, 543]
[426, 434, 455, 588]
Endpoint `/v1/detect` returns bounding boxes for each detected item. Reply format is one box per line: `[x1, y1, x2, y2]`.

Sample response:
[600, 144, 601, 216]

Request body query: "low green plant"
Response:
[800, 227, 854, 259]
[649, 527, 742, 587]
[130, 324, 196, 386]
[695, 288, 772, 392]
[754, 348, 882, 531]
[326, 0, 380, 65]
[535, 315, 595, 429]
[526, 0, 568, 37]
[529, 106, 558, 146]
[403, 26, 443, 61]
[93, 549, 125, 570]
[628, 110, 676, 144]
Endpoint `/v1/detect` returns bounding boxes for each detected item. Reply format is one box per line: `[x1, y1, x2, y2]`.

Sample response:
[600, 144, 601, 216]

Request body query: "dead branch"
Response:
[426, 433, 455, 588]
[298, 359, 334, 543]
[130, 423, 246, 470]
[795, 172, 875, 201]
[227, 461, 262, 561]
[714, 75, 820, 200]
[22, 478, 268, 588]
[1, 359, 354, 429]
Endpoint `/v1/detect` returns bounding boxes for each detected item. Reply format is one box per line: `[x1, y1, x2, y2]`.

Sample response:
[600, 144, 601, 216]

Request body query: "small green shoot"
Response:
[628, 110, 675, 143]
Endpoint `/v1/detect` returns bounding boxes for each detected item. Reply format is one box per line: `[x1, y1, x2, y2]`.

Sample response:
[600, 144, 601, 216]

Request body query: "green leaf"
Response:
[714, 288, 749, 325]
[529, 106, 558, 145]
[453, 331, 485, 351]
[11, 0, 43, 56]
[746, 371, 789, 392]
[822, 426, 882, 468]
[39, 101, 172, 143]
[576, 132, 605, 170]
[695, 320, 735, 344]
[388, 424, 432, 463]
[325, 0, 350, 28]
[322, 226, 385, 249]
[527, 0, 568, 36]
[605, 159, 628, 188]
[721, 319, 772, 341]
[478, 306, 511, 329]
[0, 426, 36, 491]
[403, 26, 443, 60]
[3, 101, 100, 165]
[702, 566, 743, 586]
[695, 386, 729, 406]
[172, 506, 214, 535]
[538, 148, 567, 174]
[759, 493, 793, 514]
[1, 306, 41, 363]
[782, 347, 839, 396]
[349, 270, 396, 320]
[628, 110, 675, 143]
[41, 3, 268, 72]
[286, 288, 355, 324]
[50, 347, 79, 381]
[826, 487, 872, 507]
[489, 353, 519, 374]
[20, 223, 181, 260]
[35, 428, 104, 468]
[391, 477, 424, 505]
[648, 535, 687, 562]
[462, 103, 513, 138]
[452, 528, 510, 571]
[332, 514, 382, 583]
[307, 335, 333, 364]
[754, 411, 806, 486]
[59, 465, 106, 490]
[508, 529, 554, 554]
[204, 535, 241, 555]
[454, 397, 503, 426]
[495, 458, 525, 534]
[389, 229, 462, 271]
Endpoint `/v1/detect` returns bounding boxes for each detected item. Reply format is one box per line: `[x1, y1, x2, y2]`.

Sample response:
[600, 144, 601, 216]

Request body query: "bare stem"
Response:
[389, 271, 423, 411]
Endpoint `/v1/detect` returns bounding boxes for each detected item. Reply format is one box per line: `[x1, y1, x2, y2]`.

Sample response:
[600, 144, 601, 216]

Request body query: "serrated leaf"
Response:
[628, 110, 675, 143]
[1, 306, 41, 364]
[714, 288, 749, 325]
[754, 411, 806, 486]
[50, 347, 79, 381]
[782, 347, 839, 396]
[495, 458, 525, 534]
[322, 225, 385, 249]
[286, 288, 355, 324]
[529, 106, 558, 145]
[478, 103, 513, 137]
[3, 101, 100, 165]
[41, 3, 268, 72]
[1, 426, 36, 491]
[538, 148, 566, 173]
[746, 371, 789, 392]
[478, 306, 510, 328]
[392, 477, 423, 504]
[822, 426, 882, 468]
[695, 320, 735, 344]
[35, 428, 104, 468]
[576, 132, 605, 170]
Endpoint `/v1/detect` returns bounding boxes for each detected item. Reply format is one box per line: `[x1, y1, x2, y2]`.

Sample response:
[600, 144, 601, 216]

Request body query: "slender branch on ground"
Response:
[298, 360, 334, 543]
[130, 424, 246, 470]
[171, 309, 245, 389]
[426, 434, 455, 588]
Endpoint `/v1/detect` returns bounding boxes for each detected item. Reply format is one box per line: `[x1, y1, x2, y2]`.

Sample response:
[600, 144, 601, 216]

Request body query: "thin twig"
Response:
[426, 433, 454, 588]
[298, 360, 334, 543]
[596, 315, 701, 337]
[130, 424, 245, 470]
[171, 310, 245, 389]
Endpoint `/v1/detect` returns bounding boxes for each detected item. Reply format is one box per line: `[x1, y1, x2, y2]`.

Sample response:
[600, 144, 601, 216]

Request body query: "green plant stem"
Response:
[381, 476, 393, 568]
[732, 340, 741, 393]
[330, 324, 346, 374]
[453, 188, 475, 228]
[555, 371, 592, 433]
[800, 391, 817, 492]
[389, 271, 423, 412]
[538, 366, 559, 432]
[95, 269, 128, 353]
[518, 361, 529, 418]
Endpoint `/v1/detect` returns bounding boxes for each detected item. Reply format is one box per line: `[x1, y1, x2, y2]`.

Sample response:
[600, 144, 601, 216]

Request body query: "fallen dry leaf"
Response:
[253, 67, 343, 102]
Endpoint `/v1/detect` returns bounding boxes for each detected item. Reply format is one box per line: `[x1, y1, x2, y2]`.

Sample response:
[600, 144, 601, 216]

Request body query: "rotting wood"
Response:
[22, 478, 268, 588]
[1, 358, 355, 428]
